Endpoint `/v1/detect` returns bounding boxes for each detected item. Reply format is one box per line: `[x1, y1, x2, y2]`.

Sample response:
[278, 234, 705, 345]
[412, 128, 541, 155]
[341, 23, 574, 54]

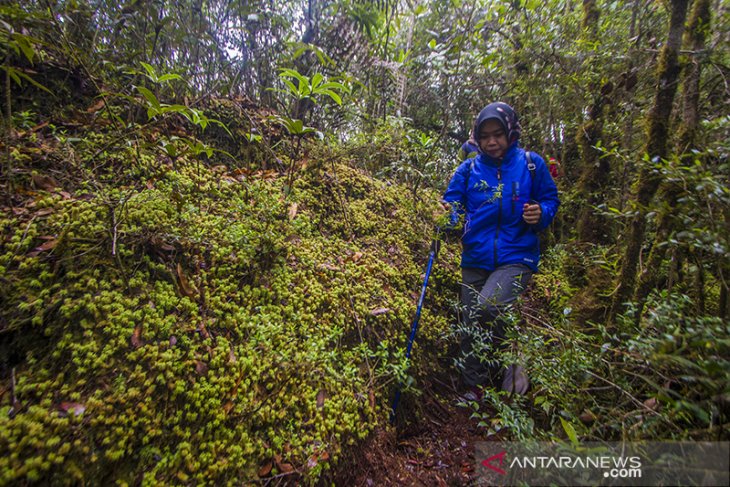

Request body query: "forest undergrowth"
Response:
[1, 83, 728, 485]
[0, 91, 472, 483]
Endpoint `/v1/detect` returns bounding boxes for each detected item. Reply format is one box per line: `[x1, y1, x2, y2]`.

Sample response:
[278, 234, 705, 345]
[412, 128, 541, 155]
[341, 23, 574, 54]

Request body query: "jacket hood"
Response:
[472, 102, 522, 147]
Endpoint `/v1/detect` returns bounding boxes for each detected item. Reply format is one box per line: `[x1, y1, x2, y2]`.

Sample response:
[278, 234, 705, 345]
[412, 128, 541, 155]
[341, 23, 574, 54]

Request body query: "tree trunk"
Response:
[618, 0, 642, 213]
[574, 88, 612, 243]
[634, 0, 712, 306]
[609, 0, 690, 322]
[720, 261, 729, 320]
[574, 0, 614, 244]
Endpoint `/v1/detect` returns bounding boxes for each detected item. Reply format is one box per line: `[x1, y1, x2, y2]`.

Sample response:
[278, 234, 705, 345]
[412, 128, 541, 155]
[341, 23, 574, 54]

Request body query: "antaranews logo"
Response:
[477, 441, 729, 487]
[481, 451, 508, 475]
[507, 454, 642, 479]
[478, 447, 643, 483]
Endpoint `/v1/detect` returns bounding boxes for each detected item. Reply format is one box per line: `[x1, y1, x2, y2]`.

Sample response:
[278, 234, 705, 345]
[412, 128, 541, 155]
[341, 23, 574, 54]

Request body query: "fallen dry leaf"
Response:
[351, 252, 363, 262]
[579, 409, 596, 424]
[86, 99, 105, 113]
[131, 325, 143, 348]
[59, 402, 86, 416]
[195, 361, 209, 375]
[258, 461, 273, 477]
[316, 389, 327, 408]
[305, 449, 330, 470]
[32, 173, 59, 191]
[176, 262, 196, 298]
[274, 454, 294, 473]
[288, 202, 298, 220]
[31, 121, 48, 132]
[34, 208, 54, 217]
[318, 263, 341, 272]
[33, 238, 58, 252]
[370, 307, 391, 316]
[644, 397, 659, 410]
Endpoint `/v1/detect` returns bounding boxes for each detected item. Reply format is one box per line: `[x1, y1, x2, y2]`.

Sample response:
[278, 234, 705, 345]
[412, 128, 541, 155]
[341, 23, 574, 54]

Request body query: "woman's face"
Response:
[477, 119, 509, 159]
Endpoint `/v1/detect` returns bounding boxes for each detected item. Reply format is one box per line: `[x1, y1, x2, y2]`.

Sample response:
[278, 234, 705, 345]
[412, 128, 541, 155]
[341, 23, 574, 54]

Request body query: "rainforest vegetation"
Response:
[0, 0, 728, 484]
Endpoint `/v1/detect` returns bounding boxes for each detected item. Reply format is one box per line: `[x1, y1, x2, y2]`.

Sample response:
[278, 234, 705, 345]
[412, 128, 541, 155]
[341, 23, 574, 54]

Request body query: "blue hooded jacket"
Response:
[443, 104, 559, 272]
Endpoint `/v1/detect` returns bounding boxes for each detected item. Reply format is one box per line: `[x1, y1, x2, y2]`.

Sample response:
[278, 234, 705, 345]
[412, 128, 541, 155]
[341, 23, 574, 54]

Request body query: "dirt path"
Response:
[335, 377, 495, 486]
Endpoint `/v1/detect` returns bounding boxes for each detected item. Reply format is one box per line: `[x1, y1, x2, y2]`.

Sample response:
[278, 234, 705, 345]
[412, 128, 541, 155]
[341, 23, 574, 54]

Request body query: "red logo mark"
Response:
[481, 451, 507, 475]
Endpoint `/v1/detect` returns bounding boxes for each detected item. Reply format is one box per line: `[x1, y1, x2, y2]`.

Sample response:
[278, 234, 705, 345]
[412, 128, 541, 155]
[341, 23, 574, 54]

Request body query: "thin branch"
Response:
[584, 369, 661, 417]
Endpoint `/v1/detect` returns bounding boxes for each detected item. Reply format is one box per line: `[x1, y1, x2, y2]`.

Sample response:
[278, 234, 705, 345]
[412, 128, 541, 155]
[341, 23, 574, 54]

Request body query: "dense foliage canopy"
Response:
[1, 0, 728, 483]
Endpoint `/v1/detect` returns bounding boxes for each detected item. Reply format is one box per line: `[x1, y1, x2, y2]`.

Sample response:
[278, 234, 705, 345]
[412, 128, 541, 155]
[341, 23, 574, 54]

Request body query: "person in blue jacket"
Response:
[443, 102, 559, 399]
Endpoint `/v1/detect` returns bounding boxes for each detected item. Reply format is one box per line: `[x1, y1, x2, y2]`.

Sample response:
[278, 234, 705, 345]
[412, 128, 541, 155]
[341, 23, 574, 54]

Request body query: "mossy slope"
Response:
[0, 136, 458, 484]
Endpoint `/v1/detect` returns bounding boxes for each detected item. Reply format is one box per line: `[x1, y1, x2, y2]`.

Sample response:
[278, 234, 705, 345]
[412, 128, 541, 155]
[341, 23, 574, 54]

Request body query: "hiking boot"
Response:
[458, 386, 484, 403]
[501, 365, 529, 395]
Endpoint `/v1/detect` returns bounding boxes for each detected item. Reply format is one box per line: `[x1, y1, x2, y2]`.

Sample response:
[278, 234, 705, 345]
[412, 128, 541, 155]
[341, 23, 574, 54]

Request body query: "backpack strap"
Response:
[526, 151, 536, 180]
[465, 158, 476, 192]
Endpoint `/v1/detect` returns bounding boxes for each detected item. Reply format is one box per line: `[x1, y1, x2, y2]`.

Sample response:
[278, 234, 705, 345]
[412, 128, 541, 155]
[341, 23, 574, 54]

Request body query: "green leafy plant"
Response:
[276, 69, 346, 107]
[0, 21, 52, 95]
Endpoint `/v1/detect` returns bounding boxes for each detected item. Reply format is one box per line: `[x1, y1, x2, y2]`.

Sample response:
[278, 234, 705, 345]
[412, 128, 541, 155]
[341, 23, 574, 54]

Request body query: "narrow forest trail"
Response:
[333, 290, 548, 486]
[335, 376, 493, 486]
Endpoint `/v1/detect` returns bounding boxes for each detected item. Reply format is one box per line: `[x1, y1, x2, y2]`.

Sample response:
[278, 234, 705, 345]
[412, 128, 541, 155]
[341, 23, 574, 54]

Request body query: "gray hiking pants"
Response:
[459, 264, 532, 388]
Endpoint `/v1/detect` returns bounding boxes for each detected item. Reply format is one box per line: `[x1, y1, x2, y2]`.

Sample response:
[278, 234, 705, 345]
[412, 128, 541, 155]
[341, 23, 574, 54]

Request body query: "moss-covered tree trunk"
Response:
[721, 211, 730, 320]
[617, 0, 641, 213]
[634, 0, 712, 306]
[609, 0, 690, 321]
[574, 0, 613, 244]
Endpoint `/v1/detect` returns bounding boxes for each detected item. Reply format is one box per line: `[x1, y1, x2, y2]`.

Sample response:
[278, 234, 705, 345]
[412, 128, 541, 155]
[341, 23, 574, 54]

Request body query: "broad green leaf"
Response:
[560, 417, 579, 446]
[311, 73, 323, 89]
[157, 73, 182, 83]
[318, 89, 342, 105]
[17, 70, 52, 94]
[291, 45, 309, 60]
[140, 62, 157, 81]
[164, 104, 189, 114]
[1, 67, 52, 94]
[279, 68, 309, 89]
[245, 133, 262, 143]
[281, 78, 299, 96]
[3, 66, 22, 86]
[161, 141, 178, 157]
[290, 119, 304, 133]
[14, 34, 36, 63]
[317, 81, 346, 91]
[209, 119, 232, 136]
[136, 86, 161, 109]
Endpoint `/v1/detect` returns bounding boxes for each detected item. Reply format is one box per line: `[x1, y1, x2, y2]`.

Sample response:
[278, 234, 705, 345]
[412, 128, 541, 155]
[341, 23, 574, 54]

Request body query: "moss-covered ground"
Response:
[0, 111, 461, 484]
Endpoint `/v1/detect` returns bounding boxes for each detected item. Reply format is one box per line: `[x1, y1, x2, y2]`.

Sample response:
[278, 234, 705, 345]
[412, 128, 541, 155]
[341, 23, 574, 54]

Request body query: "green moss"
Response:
[0, 141, 459, 484]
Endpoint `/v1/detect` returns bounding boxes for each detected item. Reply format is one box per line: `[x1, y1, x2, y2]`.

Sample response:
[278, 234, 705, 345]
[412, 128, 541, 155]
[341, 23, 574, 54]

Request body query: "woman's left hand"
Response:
[523, 202, 542, 225]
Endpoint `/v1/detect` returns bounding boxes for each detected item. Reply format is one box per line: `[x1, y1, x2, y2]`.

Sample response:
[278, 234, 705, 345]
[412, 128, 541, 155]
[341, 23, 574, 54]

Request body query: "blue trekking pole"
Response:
[390, 228, 441, 424]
